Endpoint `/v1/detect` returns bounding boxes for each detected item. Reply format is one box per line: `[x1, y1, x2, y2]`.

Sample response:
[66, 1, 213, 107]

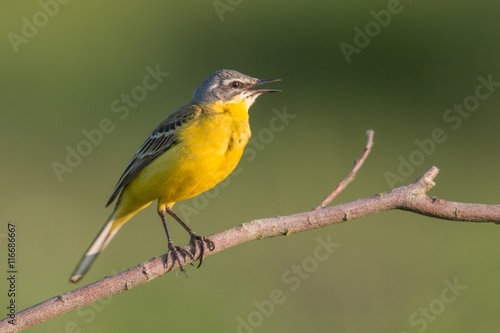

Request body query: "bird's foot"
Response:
[189, 233, 215, 268]
[167, 240, 193, 272]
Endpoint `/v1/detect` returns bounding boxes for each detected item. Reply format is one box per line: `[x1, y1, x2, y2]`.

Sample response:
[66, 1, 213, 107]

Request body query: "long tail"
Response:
[70, 211, 128, 283]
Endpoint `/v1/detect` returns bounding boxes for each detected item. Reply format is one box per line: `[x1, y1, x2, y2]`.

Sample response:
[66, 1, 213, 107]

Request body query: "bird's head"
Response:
[192, 69, 281, 109]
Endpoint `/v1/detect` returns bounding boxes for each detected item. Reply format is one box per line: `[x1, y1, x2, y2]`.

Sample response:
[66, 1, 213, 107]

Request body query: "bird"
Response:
[70, 69, 281, 282]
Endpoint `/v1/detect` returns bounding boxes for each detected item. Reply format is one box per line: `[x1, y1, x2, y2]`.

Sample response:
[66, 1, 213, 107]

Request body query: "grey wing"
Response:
[106, 104, 202, 206]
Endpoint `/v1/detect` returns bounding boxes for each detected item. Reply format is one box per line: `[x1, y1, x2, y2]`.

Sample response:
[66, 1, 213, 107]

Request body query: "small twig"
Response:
[313, 130, 374, 210]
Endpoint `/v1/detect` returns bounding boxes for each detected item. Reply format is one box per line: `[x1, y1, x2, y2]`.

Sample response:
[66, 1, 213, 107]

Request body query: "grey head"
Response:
[192, 69, 281, 108]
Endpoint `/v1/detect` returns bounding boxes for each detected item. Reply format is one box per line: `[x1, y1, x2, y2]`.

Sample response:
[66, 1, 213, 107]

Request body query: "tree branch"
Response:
[2, 166, 500, 332]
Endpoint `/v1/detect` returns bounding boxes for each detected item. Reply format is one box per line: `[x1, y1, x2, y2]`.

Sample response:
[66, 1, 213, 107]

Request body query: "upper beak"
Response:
[252, 78, 282, 94]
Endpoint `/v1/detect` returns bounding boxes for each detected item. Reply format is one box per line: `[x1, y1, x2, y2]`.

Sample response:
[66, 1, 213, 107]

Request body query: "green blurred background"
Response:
[2, 0, 500, 332]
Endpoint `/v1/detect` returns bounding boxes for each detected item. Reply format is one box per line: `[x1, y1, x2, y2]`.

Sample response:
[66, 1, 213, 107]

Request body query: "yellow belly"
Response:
[120, 103, 251, 212]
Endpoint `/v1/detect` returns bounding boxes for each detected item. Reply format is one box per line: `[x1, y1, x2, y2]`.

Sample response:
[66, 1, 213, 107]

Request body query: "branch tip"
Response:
[365, 129, 374, 149]
[418, 166, 439, 192]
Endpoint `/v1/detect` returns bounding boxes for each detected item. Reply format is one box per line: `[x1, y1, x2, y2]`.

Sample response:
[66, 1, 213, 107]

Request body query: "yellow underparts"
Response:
[112, 100, 251, 229]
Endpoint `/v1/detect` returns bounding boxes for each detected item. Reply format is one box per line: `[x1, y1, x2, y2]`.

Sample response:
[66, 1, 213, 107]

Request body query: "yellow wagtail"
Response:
[70, 69, 281, 282]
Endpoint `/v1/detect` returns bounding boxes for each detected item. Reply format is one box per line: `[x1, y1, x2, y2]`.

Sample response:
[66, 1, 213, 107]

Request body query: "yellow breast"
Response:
[126, 100, 252, 207]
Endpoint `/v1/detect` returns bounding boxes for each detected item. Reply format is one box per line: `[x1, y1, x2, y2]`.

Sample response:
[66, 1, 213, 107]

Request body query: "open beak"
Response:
[252, 78, 282, 94]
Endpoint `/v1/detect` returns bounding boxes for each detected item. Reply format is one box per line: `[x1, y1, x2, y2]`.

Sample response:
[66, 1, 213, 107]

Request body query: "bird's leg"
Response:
[166, 207, 215, 268]
[158, 208, 193, 272]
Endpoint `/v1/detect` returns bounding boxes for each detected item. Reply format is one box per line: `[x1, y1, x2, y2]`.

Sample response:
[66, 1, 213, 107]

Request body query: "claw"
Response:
[166, 240, 193, 272]
[189, 234, 215, 268]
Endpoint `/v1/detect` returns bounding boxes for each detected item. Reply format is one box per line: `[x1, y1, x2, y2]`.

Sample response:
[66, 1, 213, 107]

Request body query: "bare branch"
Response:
[313, 129, 374, 210]
[2, 165, 499, 332]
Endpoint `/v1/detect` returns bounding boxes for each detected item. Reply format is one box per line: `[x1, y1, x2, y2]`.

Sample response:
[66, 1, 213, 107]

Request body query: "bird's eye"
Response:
[230, 81, 242, 89]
